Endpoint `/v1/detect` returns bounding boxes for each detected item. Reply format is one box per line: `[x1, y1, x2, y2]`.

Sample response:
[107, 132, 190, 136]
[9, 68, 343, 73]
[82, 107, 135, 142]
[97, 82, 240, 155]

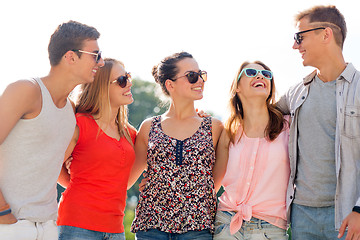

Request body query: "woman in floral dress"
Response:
[129, 51, 224, 240]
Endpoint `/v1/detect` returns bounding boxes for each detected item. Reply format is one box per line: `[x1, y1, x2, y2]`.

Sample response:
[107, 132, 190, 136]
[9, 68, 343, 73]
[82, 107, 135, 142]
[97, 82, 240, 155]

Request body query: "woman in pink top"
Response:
[213, 61, 290, 239]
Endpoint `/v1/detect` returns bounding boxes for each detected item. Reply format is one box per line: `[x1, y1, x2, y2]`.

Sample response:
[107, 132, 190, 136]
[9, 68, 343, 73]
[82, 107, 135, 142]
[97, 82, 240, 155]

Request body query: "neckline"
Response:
[314, 75, 337, 85]
[88, 114, 122, 142]
[157, 115, 206, 142]
[36, 77, 69, 111]
[238, 124, 265, 140]
[242, 130, 264, 140]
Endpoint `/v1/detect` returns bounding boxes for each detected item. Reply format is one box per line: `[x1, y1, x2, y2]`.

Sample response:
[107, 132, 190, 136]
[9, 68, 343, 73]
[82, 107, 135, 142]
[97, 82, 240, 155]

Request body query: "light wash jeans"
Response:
[135, 229, 212, 240]
[58, 225, 125, 240]
[214, 211, 288, 240]
[290, 203, 347, 240]
[0, 219, 57, 240]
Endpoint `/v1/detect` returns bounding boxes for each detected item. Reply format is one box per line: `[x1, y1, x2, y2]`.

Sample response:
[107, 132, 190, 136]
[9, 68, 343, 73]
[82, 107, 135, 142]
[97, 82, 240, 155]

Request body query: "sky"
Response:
[1, 0, 359, 120]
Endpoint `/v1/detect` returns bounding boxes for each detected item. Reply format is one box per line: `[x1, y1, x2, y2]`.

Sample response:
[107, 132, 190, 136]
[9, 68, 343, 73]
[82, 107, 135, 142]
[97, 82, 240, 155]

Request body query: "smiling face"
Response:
[168, 57, 205, 101]
[236, 63, 272, 102]
[74, 39, 105, 84]
[109, 62, 133, 108]
[292, 17, 326, 68]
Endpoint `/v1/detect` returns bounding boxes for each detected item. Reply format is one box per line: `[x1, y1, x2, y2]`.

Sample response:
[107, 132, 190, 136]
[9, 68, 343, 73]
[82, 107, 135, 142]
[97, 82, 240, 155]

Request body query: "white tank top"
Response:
[0, 77, 75, 222]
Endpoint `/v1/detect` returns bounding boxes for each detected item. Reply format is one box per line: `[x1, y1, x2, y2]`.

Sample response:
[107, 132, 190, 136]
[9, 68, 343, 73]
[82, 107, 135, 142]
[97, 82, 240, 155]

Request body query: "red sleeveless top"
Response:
[57, 113, 136, 233]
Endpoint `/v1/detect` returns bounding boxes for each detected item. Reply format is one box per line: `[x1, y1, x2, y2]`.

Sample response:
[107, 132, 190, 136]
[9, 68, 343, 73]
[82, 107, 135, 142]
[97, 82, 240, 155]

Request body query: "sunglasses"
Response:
[238, 68, 273, 81]
[73, 49, 102, 63]
[114, 72, 132, 88]
[294, 27, 325, 45]
[173, 70, 207, 84]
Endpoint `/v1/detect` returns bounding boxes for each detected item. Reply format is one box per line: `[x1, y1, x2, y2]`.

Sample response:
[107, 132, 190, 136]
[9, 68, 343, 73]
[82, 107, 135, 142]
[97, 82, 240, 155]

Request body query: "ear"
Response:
[235, 84, 241, 93]
[63, 50, 77, 65]
[165, 79, 175, 94]
[323, 27, 333, 44]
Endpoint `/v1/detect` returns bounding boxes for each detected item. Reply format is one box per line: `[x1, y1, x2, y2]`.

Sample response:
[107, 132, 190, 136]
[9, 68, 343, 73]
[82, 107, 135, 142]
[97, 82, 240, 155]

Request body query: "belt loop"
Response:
[257, 218, 262, 230]
[36, 221, 44, 240]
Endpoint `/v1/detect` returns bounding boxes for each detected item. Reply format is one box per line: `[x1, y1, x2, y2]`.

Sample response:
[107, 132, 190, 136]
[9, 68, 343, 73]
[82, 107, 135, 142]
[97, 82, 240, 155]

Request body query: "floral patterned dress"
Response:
[131, 116, 217, 234]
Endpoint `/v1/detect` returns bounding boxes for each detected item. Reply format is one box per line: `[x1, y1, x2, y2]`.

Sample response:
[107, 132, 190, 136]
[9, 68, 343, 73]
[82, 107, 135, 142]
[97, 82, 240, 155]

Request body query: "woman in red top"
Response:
[57, 58, 136, 240]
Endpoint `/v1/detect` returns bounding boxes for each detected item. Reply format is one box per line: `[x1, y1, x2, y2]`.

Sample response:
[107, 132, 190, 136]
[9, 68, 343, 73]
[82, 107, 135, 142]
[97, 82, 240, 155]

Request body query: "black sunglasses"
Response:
[114, 72, 132, 88]
[294, 27, 325, 45]
[172, 70, 207, 84]
[72, 49, 102, 63]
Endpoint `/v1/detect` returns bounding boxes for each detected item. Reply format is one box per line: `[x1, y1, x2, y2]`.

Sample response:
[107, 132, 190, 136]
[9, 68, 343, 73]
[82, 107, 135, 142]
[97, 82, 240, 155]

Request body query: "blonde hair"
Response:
[225, 61, 286, 143]
[76, 58, 134, 146]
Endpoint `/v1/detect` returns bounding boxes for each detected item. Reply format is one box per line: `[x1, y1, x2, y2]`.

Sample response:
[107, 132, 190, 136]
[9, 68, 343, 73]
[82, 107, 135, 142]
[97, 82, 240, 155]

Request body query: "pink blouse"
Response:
[218, 120, 290, 235]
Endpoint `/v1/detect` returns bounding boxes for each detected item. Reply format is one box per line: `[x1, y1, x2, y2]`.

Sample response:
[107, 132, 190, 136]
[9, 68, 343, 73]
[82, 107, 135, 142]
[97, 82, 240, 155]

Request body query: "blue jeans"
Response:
[290, 203, 347, 240]
[58, 225, 125, 240]
[214, 211, 288, 240]
[135, 229, 212, 240]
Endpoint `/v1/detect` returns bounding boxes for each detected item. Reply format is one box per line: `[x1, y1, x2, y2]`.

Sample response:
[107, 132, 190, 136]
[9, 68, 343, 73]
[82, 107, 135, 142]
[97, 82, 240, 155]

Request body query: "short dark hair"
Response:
[152, 51, 193, 96]
[295, 5, 347, 49]
[48, 20, 100, 66]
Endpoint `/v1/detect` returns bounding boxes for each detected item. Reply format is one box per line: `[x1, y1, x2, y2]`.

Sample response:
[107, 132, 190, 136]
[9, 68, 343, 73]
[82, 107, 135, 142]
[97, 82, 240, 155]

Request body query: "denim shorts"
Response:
[214, 211, 288, 240]
[290, 203, 347, 240]
[0, 219, 57, 240]
[135, 228, 212, 240]
[58, 225, 125, 240]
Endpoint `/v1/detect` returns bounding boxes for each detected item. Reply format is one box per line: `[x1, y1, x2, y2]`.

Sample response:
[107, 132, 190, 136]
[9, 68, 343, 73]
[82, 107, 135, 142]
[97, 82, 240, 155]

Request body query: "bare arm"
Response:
[213, 129, 230, 193]
[127, 119, 151, 189]
[57, 125, 79, 188]
[211, 118, 228, 193]
[0, 80, 41, 223]
[211, 117, 223, 149]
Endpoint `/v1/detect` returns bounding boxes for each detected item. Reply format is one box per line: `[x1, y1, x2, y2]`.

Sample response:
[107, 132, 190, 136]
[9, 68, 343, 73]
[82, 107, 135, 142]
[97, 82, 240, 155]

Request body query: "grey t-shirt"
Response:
[294, 75, 337, 207]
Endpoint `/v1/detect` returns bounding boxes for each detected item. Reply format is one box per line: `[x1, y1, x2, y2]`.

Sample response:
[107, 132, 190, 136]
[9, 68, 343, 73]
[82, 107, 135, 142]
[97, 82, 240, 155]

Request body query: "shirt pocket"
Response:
[343, 105, 360, 138]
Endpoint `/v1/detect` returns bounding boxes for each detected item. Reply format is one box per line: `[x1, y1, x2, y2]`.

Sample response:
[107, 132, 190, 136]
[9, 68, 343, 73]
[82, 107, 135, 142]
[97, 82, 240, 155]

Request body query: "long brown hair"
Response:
[76, 58, 134, 146]
[225, 61, 286, 143]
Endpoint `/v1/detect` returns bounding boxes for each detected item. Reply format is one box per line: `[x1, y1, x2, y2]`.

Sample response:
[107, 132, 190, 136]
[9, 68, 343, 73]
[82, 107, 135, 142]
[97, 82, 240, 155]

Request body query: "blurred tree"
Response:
[128, 77, 168, 128]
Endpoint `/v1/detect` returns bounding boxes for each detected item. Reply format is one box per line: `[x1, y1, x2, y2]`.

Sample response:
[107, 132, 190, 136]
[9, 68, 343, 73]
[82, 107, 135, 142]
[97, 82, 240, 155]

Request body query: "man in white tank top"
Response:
[0, 21, 104, 240]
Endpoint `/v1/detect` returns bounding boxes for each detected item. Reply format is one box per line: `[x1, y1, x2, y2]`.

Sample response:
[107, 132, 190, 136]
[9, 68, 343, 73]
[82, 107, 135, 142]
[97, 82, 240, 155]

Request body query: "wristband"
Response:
[0, 208, 11, 216]
[353, 206, 360, 214]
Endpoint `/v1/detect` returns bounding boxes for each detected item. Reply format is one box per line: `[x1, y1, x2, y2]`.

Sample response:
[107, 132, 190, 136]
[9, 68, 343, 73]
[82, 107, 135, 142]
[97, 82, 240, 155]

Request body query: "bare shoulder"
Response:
[135, 117, 154, 141]
[2, 79, 40, 97]
[0, 79, 41, 115]
[211, 117, 224, 145]
[138, 117, 153, 134]
[0, 80, 42, 144]
[211, 117, 224, 132]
